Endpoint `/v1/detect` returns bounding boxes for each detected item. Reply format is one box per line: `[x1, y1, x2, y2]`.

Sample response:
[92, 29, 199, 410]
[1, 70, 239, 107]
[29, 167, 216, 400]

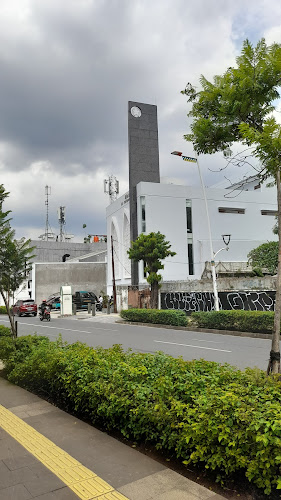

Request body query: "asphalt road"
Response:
[0, 314, 273, 371]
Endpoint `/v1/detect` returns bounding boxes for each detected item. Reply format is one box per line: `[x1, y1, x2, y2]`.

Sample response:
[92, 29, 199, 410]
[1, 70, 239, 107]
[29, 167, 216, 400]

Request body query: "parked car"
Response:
[12, 299, 37, 317]
[72, 291, 98, 310]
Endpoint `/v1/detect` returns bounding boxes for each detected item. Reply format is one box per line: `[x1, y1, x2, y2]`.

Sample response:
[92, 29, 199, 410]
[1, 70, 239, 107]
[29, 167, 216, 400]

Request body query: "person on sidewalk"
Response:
[98, 295, 103, 310]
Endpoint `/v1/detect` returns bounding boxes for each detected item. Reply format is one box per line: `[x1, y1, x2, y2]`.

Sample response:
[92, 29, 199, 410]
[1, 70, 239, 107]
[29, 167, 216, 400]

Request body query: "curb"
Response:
[116, 320, 272, 339]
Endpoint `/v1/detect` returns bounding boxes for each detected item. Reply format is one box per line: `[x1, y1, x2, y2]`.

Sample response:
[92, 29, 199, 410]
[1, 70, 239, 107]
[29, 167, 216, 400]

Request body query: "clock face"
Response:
[131, 106, 142, 118]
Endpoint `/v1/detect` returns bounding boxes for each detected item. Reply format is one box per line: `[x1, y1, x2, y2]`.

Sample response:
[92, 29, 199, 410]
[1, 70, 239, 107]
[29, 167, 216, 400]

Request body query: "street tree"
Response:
[128, 232, 176, 309]
[0, 185, 34, 337]
[182, 38, 281, 373]
[248, 241, 278, 275]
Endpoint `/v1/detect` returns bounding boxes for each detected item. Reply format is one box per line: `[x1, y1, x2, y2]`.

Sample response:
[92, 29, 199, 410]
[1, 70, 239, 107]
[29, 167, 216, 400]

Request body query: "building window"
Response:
[140, 196, 146, 232]
[218, 207, 245, 214]
[261, 210, 278, 216]
[143, 261, 147, 278]
[186, 200, 192, 233]
[188, 243, 194, 275]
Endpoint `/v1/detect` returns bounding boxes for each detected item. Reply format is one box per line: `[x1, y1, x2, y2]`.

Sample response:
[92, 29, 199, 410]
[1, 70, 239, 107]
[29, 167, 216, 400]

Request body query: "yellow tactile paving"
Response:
[0, 404, 128, 500]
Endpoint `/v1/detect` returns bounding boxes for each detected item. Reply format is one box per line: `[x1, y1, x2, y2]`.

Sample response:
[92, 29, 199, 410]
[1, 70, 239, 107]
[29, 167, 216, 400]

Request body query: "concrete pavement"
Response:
[0, 375, 226, 500]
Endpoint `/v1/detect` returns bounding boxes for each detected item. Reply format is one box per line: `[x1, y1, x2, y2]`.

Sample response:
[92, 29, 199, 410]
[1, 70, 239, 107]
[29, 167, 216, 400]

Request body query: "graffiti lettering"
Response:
[161, 291, 275, 314]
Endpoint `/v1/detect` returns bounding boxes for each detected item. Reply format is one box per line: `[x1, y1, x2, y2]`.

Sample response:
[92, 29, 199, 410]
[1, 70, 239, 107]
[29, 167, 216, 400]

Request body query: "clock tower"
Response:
[128, 101, 160, 287]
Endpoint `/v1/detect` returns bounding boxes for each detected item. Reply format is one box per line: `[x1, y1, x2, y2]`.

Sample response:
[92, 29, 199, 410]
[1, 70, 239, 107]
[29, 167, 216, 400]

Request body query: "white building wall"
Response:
[106, 181, 278, 289]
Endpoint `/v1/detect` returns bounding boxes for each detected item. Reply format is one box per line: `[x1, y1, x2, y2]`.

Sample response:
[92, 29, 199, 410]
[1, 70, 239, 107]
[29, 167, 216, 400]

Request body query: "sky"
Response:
[2, 0, 281, 242]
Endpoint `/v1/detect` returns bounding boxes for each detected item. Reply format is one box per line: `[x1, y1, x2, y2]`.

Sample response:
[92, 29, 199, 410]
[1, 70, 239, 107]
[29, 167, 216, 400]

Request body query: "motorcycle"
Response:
[39, 307, 51, 321]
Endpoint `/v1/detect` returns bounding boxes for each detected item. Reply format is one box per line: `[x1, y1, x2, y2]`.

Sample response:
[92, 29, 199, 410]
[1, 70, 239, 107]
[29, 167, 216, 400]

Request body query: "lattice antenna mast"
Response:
[58, 206, 66, 242]
[104, 175, 119, 203]
[45, 185, 52, 240]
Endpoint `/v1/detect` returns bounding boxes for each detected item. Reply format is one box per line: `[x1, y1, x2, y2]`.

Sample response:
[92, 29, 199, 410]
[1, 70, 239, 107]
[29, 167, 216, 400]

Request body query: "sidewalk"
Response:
[55, 310, 121, 324]
[0, 376, 226, 500]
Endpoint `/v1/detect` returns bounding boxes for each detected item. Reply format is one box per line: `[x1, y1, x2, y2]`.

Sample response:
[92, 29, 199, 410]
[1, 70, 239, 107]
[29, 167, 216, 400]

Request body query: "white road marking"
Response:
[191, 338, 222, 344]
[0, 319, 118, 334]
[154, 340, 231, 353]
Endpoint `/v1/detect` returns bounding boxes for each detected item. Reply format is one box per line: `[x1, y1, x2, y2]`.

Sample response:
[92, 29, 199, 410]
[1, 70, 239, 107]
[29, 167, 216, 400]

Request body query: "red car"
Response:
[12, 299, 37, 317]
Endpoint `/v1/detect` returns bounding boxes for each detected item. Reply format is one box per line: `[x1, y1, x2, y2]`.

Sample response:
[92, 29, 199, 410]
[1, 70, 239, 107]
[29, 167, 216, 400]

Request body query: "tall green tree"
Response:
[0, 185, 34, 337]
[128, 232, 176, 309]
[182, 38, 281, 373]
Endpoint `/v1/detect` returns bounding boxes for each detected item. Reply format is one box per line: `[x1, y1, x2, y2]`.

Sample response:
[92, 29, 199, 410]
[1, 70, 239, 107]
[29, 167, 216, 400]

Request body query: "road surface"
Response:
[0, 314, 272, 370]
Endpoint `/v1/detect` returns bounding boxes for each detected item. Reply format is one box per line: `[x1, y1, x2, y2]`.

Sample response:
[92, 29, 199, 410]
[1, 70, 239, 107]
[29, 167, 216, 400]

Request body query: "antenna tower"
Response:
[58, 206, 66, 242]
[38, 186, 55, 241]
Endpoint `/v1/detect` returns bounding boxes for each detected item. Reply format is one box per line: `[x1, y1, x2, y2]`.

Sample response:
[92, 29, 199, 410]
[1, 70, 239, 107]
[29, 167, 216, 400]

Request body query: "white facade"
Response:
[106, 181, 278, 290]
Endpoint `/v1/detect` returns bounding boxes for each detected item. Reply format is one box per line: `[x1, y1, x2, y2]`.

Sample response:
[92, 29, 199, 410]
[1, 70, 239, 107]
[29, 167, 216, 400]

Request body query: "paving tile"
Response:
[9, 402, 56, 417]
[0, 435, 30, 460]
[0, 483, 33, 500]
[0, 463, 38, 490]
[0, 379, 40, 407]
[0, 428, 6, 440]
[29, 461, 59, 477]
[24, 474, 66, 496]
[150, 490, 208, 500]
[119, 470, 218, 500]
[3, 453, 38, 471]
[33, 487, 79, 499]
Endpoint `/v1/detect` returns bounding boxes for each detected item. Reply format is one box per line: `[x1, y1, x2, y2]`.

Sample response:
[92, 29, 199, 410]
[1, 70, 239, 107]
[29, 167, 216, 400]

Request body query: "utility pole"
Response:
[111, 235, 117, 313]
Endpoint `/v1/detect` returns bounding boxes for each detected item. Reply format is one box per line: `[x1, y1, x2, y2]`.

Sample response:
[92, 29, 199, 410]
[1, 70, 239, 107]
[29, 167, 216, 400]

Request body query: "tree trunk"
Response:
[150, 282, 159, 309]
[0, 289, 16, 338]
[268, 170, 281, 374]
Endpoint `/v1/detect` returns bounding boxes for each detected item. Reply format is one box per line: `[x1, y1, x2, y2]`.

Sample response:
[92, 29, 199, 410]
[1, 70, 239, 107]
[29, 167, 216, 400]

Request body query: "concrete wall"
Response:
[30, 240, 106, 263]
[160, 276, 276, 292]
[33, 262, 106, 304]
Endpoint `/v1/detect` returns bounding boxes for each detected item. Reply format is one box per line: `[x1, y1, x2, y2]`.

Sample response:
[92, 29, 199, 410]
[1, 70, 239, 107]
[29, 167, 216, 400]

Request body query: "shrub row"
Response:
[0, 325, 12, 336]
[0, 306, 7, 315]
[1, 335, 281, 494]
[120, 308, 187, 326]
[191, 310, 274, 334]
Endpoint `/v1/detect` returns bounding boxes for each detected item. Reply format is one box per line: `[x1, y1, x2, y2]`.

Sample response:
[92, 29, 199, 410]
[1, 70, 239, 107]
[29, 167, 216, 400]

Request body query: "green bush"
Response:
[0, 306, 7, 314]
[191, 310, 274, 334]
[0, 325, 12, 337]
[2, 335, 281, 494]
[120, 308, 187, 326]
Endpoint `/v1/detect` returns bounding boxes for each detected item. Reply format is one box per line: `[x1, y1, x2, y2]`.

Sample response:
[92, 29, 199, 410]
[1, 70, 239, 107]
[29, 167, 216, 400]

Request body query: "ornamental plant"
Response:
[2, 336, 281, 494]
[128, 232, 176, 309]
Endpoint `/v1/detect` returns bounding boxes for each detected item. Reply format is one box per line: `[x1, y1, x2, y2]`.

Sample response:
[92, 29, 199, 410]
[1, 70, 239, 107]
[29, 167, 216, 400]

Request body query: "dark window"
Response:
[143, 261, 147, 278]
[186, 206, 192, 233]
[140, 196, 146, 232]
[261, 210, 278, 216]
[188, 243, 194, 275]
[218, 207, 245, 214]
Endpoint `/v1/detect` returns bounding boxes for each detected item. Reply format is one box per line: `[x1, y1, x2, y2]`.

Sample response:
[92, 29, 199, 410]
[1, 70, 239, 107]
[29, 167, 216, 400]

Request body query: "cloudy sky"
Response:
[1, 0, 281, 241]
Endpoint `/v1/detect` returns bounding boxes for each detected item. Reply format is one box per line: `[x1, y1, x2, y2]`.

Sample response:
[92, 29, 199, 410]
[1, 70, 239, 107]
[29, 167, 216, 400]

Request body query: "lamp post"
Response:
[171, 151, 231, 312]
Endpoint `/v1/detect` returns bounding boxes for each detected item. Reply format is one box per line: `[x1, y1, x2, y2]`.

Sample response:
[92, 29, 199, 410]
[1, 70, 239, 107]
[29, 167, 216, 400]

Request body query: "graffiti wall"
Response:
[161, 291, 276, 314]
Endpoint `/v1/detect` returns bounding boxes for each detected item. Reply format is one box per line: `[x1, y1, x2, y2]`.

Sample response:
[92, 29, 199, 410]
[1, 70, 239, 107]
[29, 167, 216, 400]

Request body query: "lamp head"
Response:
[222, 234, 231, 246]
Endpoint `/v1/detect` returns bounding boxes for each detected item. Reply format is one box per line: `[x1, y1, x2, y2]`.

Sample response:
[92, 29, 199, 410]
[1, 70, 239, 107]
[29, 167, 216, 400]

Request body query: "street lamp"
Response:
[171, 151, 231, 311]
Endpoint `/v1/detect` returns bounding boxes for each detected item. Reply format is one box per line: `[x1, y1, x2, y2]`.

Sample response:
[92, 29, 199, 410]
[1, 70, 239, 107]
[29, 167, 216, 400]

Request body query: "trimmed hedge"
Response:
[1, 335, 281, 494]
[191, 310, 274, 334]
[0, 325, 12, 337]
[0, 306, 7, 314]
[120, 308, 187, 326]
